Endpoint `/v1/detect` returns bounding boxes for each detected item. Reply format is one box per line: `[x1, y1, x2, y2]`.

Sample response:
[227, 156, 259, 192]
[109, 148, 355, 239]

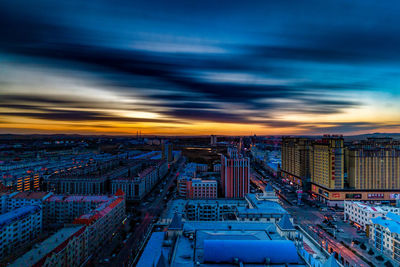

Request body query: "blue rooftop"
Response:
[137, 232, 165, 267]
[0, 205, 41, 229]
[278, 214, 295, 230]
[371, 212, 400, 234]
[203, 240, 299, 264]
[168, 212, 183, 230]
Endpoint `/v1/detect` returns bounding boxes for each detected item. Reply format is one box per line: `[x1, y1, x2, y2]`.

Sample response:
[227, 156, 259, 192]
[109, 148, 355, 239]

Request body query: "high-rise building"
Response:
[210, 135, 217, 146]
[221, 147, 250, 198]
[348, 140, 400, 190]
[281, 137, 312, 188]
[310, 135, 345, 190]
[162, 140, 173, 162]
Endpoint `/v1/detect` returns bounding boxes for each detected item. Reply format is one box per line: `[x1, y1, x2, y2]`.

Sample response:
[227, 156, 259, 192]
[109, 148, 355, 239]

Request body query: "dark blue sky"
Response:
[0, 0, 399, 135]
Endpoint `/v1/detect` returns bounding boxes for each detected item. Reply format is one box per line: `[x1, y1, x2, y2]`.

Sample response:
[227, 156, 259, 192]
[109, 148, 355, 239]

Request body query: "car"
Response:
[338, 229, 344, 233]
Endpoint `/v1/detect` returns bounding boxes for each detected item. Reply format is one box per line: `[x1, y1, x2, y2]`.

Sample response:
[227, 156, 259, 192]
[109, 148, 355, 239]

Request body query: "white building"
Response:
[0, 205, 42, 261]
[370, 212, 400, 262]
[344, 201, 400, 231]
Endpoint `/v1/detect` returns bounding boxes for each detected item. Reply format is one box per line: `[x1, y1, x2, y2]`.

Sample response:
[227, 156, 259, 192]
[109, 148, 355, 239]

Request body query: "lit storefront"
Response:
[311, 183, 400, 207]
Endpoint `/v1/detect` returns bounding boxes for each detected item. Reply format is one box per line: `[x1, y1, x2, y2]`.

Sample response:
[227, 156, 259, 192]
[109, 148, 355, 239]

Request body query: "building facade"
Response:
[0, 205, 42, 261]
[310, 135, 345, 190]
[73, 192, 126, 254]
[348, 147, 400, 190]
[10, 225, 88, 267]
[221, 147, 250, 198]
[344, 201, 389, 231]
[281, 137, 311, 188]
[187, 179, 217, 199]
[370, 212, 400, 262]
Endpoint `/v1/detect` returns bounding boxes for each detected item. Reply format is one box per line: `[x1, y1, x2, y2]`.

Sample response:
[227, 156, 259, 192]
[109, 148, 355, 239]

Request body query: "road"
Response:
[107, 158, 185, 267]
[252, 162, 371, 267]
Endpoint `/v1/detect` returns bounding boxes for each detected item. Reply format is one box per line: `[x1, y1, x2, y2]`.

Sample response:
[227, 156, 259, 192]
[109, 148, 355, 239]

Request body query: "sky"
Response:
[0, 0, 400, 136]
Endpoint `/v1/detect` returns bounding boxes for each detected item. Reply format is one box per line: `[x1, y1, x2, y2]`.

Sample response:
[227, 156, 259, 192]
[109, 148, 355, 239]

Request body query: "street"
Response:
[251, 162, 373, 267]
[89, 158, 185, 267]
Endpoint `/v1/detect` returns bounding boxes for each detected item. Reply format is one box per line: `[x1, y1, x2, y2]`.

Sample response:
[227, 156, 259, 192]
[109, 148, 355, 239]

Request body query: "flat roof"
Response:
[47, 194, 112, 203]
[137, 232, 165, 267]
[10, 225, 85, 267]
[11, 192, 51, 199]
[172, 221, 305, 266]
[0, 205, 41, 229]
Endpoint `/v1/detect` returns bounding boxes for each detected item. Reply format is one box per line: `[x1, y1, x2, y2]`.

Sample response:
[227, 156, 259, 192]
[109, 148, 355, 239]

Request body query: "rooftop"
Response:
[11, 191, 52, 200]
[47, 194, 112, 203]
[371, 212, 400, 234]
[0, 205, 41, 229]
[10, 225, 86, 267]
[136, 232, 165, 267]
[277, 214, 295, 230]
[173, 221, 305, 266]
[73, 196, 124, 225]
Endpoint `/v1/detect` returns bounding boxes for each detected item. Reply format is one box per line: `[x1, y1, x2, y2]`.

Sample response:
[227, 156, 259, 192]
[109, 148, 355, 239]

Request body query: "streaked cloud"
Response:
[0, 0, 399, 135]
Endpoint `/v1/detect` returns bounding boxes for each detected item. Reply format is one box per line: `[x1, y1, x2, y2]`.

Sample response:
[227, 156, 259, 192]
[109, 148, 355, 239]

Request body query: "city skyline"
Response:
[1, 1, 400, 135]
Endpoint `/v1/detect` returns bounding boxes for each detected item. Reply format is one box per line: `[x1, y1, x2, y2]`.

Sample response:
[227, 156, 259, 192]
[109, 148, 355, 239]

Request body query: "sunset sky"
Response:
[1, 0, 400, 135]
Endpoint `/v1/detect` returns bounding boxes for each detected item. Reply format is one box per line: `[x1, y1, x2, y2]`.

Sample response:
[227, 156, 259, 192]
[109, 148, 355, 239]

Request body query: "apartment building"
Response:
[43, 194, 115, 228]
[281, 137, 312, 188]
[348, 147, 400, 190]
[0, 205, 42, 261]
[187, 179, 218, 199]
[7, 191, 53, 211]
[10, 225, 88, 267]
[111, 160, 168, 200]
[370, 212, 400, 262]
[73, 191, 126, 254]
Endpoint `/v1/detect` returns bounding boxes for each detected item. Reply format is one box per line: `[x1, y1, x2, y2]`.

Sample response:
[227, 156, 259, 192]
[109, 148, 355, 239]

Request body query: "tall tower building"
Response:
[221, 147, 250, 198]
[281, 137, 312, 188]
[162, 140, 173, 162]
[310, 135, 345, 190]
[210, 135, 217, 146]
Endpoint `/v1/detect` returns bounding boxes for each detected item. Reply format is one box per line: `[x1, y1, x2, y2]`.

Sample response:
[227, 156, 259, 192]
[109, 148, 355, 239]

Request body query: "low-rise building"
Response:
[165, 193, 288, 223]
[370, 212, 400, 262]
[138, 213, 336, 267]
[344, 201, 400, 231]
[187, 179, 217, 199]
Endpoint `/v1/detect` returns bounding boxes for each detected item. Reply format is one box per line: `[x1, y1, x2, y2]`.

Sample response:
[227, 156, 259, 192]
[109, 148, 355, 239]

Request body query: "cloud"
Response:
[0, 0, 399, 134]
